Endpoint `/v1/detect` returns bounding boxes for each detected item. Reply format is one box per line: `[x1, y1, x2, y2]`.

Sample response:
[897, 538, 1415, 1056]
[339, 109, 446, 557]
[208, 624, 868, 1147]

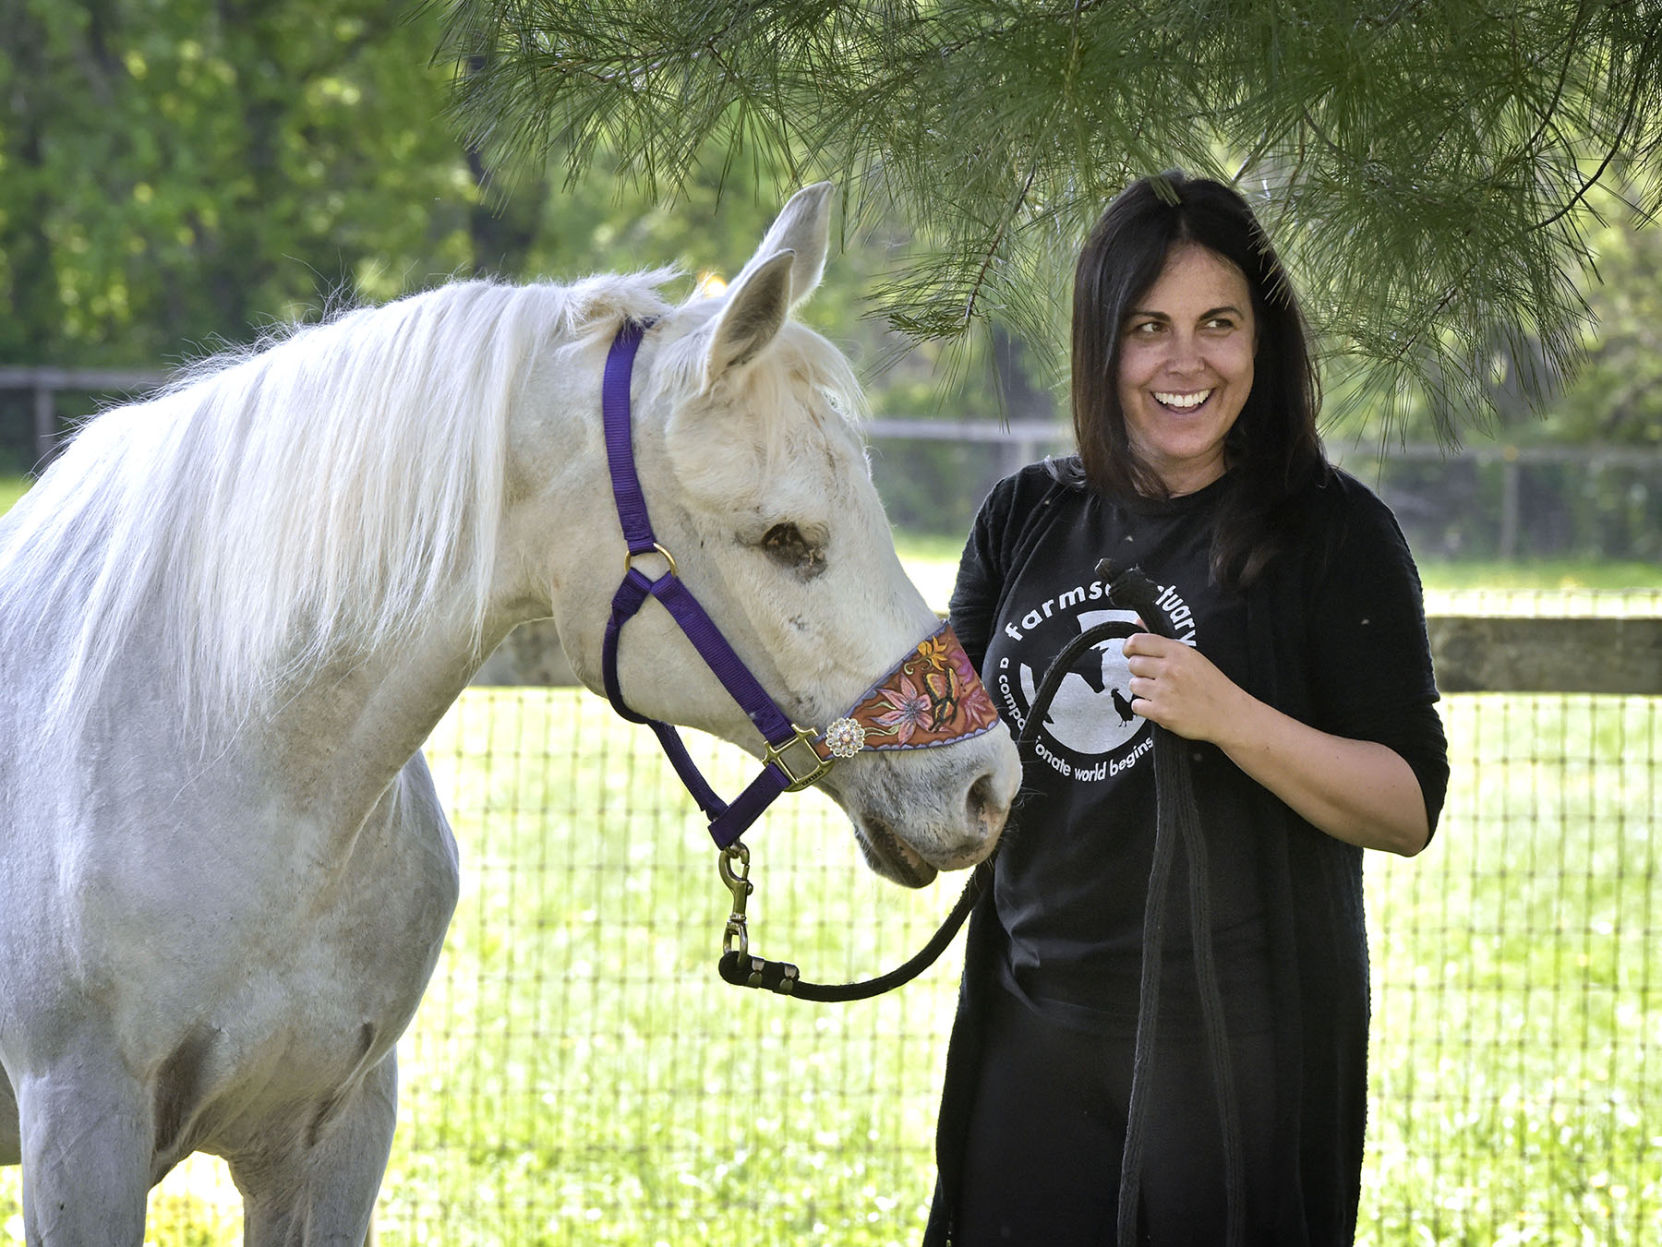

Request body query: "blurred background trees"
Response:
[2, 0, 1659, 563]
[0, 0, 882, 358]
[2, 0, 470, 364]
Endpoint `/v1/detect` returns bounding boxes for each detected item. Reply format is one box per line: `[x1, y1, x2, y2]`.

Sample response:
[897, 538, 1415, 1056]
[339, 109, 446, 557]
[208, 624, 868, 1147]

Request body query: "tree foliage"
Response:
[437, 0, 1662, 440]
[0, 0, 896, 373]
[0, 0, 503, 365]
[1553, 209, 1662, 445]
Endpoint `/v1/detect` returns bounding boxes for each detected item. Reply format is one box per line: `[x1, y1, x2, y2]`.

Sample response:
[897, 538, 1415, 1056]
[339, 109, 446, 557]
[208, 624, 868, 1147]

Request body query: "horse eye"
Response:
[761, 523, 826, 578]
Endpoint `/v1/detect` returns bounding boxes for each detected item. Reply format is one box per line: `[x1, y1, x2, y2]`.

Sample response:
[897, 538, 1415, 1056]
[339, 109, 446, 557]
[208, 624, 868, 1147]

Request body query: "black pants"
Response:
[954, 979, 1280, 1246]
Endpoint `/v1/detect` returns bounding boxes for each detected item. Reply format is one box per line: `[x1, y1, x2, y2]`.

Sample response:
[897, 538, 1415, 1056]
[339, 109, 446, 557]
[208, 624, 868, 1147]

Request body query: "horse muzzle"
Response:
[835, 724, 1019, 888]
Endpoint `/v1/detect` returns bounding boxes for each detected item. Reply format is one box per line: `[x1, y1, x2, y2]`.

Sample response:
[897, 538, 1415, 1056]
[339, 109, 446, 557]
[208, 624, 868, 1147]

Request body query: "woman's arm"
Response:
[1122, 632, 1431, 856]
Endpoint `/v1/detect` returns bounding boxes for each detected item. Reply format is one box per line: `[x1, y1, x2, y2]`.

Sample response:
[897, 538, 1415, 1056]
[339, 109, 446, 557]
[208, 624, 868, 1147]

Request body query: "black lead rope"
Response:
[715, 842, 989, 1002]
[712, 611, 1121, 1002]
[710, 583, 1136, 1002]
[1100, 562, 1245, 1247]
[711, 613, 1124, 1002]
[716, 561, 1244, 1247]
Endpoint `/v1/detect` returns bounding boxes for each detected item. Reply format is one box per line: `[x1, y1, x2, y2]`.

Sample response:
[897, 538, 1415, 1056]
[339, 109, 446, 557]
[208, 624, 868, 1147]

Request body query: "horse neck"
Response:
[253, 366, 613, 826]
[237, 341, 613, 827]
[243, 597, 519, 830]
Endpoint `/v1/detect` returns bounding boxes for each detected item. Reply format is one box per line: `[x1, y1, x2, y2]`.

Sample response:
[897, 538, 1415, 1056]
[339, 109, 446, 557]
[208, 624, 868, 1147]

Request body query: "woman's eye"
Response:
[761, 523, 826, 577]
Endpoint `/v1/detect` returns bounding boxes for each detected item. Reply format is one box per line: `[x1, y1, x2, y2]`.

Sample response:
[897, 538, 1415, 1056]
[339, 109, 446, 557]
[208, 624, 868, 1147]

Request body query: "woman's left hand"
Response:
[1121, 631, 1431, 856]
[1121, 631, 1247, 744]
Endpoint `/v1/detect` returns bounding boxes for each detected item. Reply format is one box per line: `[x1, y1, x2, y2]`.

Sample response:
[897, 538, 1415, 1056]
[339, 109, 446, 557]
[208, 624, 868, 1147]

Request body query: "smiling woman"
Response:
[928, 170, 1449, 1247]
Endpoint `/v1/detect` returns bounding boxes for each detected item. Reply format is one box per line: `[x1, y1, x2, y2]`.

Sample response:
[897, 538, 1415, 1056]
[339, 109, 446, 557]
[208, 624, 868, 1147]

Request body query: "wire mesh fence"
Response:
[1, 596, 1658, 1245]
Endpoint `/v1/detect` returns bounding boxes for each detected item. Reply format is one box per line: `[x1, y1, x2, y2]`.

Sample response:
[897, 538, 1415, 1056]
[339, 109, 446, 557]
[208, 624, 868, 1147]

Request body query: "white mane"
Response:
[0, 273, 671, 736]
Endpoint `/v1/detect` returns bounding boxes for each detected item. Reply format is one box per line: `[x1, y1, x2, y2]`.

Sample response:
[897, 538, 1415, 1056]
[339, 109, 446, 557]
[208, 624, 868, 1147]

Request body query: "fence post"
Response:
[1499, 449, 1520, 560]
[33, 381, 55, 468]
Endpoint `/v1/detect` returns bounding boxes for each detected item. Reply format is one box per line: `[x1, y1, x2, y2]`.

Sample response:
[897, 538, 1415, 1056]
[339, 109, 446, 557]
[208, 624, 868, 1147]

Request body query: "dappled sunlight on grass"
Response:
[374, 689, 958, 1244]
[1361, 694, 1662, 1245]
[0, 1154, 239, 1244]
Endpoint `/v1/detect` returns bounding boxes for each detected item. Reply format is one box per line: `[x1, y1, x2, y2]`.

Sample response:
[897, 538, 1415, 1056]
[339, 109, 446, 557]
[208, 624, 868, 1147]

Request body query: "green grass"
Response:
[0, 476, 29, 517]
[404, 693, 1662, 1246]
[374, 693, 959, 1245]
[8, 686, 1653, 1244]
[888, 534, 1662, 591]
[3, 478, 1660, 1242]
[1360, 694, 1661, 1245]
[892, 532, 1662, 606]
[1419, 559, 1662, 592]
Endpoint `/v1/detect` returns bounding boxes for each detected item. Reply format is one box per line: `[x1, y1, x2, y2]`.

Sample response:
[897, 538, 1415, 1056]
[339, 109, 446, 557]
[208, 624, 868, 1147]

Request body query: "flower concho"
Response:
[813, 623, 1000, 765]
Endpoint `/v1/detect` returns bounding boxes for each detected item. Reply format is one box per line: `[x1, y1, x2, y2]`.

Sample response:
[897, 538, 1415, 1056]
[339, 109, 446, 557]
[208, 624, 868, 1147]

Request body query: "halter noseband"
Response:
[598, 319, 1000, 849]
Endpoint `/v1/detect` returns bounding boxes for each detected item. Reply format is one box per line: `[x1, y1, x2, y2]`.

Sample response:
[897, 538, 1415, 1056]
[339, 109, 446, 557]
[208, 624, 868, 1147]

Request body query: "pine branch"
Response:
[432, 0, 1662, 438]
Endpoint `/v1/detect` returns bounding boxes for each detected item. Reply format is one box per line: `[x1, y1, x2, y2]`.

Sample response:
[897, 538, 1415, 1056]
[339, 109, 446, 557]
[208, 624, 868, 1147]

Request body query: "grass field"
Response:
[392, 691, 1662, 1247]
[0, 477, 28, 517]
[4, 686, 1658, 1245]
[2, 471, 1660, 1243]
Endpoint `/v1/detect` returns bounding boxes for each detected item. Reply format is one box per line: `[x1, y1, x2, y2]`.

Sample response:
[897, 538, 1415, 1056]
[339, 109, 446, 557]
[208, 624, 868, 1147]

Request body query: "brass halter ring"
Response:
[623, 542, 679, 578]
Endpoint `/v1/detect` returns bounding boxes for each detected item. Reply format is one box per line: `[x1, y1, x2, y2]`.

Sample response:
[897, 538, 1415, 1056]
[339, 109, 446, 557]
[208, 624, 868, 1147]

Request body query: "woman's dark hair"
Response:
[1071, 170, 1329, 588]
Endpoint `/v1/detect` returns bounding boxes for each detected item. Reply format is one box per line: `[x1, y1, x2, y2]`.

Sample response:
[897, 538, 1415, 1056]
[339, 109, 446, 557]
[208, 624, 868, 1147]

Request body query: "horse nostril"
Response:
[966, 773, 1008, 833]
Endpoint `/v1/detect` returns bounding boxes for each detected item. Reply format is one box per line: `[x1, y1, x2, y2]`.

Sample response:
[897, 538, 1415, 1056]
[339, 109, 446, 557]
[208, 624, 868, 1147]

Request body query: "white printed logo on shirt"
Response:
[1016, 608, 1143, 755]
[992, 578, 1197, 784]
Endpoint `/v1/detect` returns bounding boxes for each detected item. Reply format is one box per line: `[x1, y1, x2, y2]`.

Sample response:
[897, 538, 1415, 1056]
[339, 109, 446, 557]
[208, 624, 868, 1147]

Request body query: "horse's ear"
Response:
[729, 181, 834, 310]
[703, 248, 795, 391]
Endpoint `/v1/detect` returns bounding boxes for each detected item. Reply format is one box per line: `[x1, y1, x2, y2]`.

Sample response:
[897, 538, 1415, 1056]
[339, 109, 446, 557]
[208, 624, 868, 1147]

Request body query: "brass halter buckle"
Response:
[763, 724, 834, 791]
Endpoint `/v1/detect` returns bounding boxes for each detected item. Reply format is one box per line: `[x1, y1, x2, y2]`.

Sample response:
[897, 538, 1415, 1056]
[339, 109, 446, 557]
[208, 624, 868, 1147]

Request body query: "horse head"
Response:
[516, 184, 1019, 886]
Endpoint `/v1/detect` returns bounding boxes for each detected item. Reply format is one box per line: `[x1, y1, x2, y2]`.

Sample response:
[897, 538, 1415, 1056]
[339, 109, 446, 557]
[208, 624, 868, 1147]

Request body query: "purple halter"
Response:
[598, 319, 999, 848]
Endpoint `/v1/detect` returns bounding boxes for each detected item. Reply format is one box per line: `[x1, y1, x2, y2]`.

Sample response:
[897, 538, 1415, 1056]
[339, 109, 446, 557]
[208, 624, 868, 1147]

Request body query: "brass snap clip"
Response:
[718, 840, 754, 957]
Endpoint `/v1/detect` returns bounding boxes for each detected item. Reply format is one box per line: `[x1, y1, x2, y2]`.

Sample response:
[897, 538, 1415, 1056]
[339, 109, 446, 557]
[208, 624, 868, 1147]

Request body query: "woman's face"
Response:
[1115, 242, 1257, 495]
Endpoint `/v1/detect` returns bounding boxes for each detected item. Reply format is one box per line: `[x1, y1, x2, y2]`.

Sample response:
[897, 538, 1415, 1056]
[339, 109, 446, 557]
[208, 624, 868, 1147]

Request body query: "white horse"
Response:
[0, 184, 1019, 1243]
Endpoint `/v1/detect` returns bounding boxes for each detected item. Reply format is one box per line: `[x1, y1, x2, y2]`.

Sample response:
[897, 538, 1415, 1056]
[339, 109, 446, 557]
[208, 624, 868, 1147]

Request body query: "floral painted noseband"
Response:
[816, 623, 1000, 760]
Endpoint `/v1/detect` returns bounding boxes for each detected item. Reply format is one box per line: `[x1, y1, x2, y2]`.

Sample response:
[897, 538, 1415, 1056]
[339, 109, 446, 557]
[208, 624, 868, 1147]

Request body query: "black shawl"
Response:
[925, 466, 1448, 1246]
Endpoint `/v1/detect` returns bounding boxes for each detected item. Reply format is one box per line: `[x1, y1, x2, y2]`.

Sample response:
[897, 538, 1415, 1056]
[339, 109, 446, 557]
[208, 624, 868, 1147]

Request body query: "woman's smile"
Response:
[1152, 388, 1215, 411]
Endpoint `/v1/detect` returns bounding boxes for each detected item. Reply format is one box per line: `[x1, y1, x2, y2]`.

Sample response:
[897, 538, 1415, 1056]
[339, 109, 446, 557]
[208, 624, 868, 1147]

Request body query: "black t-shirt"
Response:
[963, 472, 1270, 1033]
[931, 458, 1450, 1244]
